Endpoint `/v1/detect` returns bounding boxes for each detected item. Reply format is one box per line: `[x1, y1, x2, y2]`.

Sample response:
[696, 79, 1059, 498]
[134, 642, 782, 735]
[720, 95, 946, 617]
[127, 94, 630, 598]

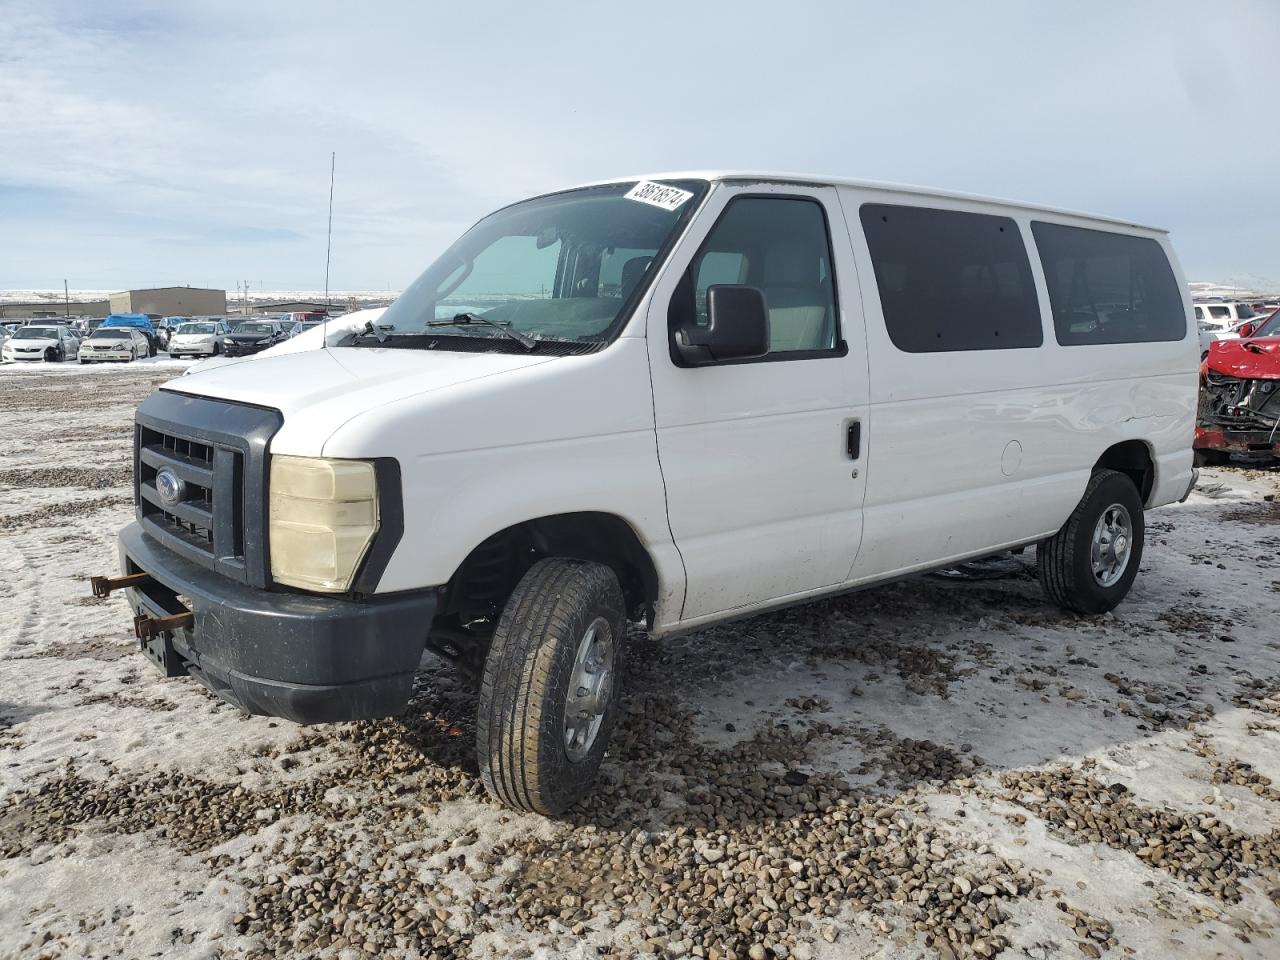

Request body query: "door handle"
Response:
[846, 420, 861, 459]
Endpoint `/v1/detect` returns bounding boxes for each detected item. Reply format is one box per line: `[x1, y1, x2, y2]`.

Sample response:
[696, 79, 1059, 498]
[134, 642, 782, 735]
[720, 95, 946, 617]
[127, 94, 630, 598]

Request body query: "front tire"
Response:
[477, 558, 625, 815]
[1039, 468, 1145, 614]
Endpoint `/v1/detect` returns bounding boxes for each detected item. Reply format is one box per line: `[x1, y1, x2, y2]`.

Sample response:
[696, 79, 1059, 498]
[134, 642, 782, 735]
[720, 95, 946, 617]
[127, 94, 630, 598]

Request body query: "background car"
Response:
[97, 314, 160, 357]
[168, 320, 231, 358]
[1194, 300, 1261, 332]
[1, 324, 80, 362]
[279, 310, 328, 326]
[78, 327, 150, 363]
[224, 319, 290, 356]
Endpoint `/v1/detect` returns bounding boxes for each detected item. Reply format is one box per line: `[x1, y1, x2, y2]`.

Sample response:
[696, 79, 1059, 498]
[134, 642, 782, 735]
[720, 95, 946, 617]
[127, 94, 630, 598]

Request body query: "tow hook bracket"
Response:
[134, 611, 194, 640]
[90, 572, 153, 598]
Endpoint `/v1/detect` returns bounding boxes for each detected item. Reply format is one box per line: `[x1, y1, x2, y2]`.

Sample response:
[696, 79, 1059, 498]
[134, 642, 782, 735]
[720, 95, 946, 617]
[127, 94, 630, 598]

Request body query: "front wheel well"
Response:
[430, 513, 659, 675]
[1094, 440, 1154, 503]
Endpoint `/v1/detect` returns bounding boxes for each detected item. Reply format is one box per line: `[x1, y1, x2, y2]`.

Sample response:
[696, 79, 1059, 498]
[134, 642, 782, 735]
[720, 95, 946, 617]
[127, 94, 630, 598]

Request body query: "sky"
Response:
[2, 0, 1278, 293]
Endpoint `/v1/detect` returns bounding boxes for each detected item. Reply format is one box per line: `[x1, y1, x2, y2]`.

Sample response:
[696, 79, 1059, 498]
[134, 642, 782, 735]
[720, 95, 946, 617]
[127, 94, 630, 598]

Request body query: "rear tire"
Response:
[477, 558, 625, 815]
[1039, 468, 1144, 614]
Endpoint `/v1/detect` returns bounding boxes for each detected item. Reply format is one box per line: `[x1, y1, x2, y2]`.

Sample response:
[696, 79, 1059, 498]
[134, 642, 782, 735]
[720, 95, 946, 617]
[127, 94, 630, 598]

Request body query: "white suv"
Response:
[105, 173, 1197, 814]
[168, 320, 230, 358]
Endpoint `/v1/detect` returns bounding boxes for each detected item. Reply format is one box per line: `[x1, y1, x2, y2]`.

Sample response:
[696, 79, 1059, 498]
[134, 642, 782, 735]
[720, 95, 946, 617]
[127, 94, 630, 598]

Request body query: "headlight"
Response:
[269, 456, 379, 592]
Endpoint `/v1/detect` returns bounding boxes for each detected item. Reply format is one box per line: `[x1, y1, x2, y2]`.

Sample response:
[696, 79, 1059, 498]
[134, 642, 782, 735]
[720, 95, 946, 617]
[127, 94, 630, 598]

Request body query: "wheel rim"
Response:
[563, 616, 614, 762]
[1091, 502, 1133, 587]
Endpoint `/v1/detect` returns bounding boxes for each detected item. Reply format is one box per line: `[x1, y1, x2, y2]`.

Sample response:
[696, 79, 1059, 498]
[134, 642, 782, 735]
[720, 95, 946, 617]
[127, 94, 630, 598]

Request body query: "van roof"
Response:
[574, 171, 1167, 234]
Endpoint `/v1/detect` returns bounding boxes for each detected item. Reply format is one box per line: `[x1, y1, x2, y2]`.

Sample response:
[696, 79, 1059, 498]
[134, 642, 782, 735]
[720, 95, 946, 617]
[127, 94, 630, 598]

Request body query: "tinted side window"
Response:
[1031, 222, 1185, 345]
[860, 204, 1042, 352]
[678, 197, 839, 356]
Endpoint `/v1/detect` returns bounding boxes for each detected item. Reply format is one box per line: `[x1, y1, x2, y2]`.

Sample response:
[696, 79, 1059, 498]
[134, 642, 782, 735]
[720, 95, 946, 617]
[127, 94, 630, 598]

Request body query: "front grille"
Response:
[137, 426, 238, 559]
[134, 391, 282, 587]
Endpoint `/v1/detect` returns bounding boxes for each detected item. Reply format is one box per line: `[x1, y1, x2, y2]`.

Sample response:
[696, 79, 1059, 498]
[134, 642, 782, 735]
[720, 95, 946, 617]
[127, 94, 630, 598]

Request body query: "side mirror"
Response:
[1239, 322, 1257, 338]
[674, 284, 770, 365]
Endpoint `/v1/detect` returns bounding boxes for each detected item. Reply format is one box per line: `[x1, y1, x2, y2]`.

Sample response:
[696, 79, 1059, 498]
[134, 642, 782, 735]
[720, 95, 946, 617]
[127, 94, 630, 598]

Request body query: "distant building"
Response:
[244, 300, 337, 316]
[110, 286, 226, 316]
[0, 300, 110, 319]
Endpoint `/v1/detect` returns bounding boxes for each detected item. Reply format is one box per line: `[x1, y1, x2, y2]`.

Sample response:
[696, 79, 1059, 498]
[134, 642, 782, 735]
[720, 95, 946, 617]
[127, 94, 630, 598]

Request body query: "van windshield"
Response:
[358, 180, 707, 349]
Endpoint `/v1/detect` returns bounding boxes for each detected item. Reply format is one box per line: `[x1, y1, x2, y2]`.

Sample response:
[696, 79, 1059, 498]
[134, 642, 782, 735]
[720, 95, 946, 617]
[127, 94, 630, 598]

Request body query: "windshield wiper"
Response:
[426, 313, 536, 350]
[350, 318, 389, 344]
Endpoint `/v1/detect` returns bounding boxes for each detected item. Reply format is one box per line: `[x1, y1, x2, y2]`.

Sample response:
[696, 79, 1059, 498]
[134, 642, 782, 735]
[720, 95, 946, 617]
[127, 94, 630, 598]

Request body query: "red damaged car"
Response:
[1195, 308, 1280, 463]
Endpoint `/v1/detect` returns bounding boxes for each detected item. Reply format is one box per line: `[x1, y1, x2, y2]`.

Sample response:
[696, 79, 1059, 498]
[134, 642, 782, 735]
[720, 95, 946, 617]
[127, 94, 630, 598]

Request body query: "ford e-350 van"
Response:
[95, 172, 1198, 814]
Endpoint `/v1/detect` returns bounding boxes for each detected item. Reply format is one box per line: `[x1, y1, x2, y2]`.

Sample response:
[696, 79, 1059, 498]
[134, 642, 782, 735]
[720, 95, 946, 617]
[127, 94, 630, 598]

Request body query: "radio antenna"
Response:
[323, 151, 335, 351]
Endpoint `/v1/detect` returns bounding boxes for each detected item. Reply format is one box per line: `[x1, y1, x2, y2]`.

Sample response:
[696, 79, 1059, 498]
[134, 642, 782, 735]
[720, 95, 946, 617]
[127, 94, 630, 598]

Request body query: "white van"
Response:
[101, 172, 1197, 814]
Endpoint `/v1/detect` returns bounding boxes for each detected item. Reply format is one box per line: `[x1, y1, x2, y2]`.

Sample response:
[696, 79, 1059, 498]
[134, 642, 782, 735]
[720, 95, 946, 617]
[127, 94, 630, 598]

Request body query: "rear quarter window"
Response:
[1031, 222, 1185, 345]
[860, 204, 1043, 352]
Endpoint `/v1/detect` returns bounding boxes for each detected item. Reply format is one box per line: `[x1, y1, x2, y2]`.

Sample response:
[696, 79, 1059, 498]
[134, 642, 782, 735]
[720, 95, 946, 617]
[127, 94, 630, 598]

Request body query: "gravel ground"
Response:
[1, 364, 1278, 960]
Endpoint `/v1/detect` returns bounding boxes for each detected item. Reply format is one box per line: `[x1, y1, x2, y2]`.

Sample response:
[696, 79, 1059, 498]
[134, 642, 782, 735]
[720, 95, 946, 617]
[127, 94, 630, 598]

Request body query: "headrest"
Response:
[620, 256, 654, 297]
[764, 243, 816, 285]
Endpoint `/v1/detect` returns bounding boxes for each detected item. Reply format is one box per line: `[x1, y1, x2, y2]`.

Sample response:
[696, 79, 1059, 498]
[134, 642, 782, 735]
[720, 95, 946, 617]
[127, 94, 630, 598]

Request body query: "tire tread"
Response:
[1039, 468, 1142, 614]
[477, 558, 622, 814]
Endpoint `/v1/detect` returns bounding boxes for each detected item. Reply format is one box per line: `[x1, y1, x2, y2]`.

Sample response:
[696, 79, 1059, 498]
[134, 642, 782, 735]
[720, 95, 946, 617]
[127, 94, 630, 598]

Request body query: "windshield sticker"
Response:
[625, 181, 694, 211]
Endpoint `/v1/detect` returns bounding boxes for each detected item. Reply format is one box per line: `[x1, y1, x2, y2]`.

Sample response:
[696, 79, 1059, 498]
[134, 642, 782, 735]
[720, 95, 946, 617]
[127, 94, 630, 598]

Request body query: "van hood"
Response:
[1204, 337, 1280, 379]
[163, 345, 557, 417]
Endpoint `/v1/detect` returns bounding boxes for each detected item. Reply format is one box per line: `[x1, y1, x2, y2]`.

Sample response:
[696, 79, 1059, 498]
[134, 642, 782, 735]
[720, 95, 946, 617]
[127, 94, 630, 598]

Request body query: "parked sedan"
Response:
[1, 325, 80, 362]
[78, 327, 151, 363]
[168, 320, 230, 358]
[224, 320, 290, 357]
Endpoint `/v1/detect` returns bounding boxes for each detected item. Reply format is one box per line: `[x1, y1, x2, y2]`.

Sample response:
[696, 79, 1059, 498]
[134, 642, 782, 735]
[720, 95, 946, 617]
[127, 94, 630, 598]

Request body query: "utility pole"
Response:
[64, 279, 69, 318]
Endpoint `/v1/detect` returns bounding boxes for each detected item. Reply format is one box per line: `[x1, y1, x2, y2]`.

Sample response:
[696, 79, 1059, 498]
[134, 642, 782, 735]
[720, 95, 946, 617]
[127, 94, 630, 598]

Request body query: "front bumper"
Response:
[1194, 425, 1280, 462]
[224, 341, 270, 356]
[170, 342, 217, 356]
[118, 522, 436, 724]
[82, 348, 132, 360]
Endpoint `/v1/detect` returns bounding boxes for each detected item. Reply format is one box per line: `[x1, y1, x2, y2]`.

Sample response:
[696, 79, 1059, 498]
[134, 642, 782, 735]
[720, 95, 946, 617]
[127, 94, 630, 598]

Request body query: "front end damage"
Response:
[1195, 338, 1280, 463]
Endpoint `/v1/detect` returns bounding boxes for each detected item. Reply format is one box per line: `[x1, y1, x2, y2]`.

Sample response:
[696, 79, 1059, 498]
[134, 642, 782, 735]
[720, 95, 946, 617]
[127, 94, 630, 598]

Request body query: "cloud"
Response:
[1, 0, 1278, 288]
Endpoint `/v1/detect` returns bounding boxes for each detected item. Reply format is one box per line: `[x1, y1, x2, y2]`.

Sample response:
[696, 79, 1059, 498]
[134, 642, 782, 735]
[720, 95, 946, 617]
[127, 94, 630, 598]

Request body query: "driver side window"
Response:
[674, 196, 840, 358]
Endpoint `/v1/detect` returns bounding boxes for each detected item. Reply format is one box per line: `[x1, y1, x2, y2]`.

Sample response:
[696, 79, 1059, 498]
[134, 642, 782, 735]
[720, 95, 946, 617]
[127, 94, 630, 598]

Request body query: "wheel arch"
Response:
[440, 510, 661, 628]
[1093, 439, 1155, 504]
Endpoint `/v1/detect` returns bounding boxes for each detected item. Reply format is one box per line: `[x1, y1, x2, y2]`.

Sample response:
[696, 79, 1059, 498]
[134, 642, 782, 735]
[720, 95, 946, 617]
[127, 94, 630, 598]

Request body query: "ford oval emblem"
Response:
[155, 468, 186, 506]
